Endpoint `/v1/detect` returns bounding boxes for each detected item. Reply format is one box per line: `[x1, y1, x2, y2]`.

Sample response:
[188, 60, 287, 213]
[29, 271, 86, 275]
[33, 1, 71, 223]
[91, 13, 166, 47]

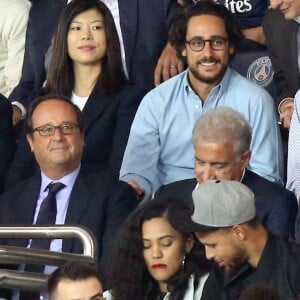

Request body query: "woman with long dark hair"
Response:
[104, 197, 210, 300]
[45, 0, 127, 96]
[6, 0, 145, 187]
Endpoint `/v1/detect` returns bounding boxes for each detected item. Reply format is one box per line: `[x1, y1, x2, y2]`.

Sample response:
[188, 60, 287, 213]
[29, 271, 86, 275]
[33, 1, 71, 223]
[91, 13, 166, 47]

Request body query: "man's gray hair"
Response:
[192, 107, 252, 157]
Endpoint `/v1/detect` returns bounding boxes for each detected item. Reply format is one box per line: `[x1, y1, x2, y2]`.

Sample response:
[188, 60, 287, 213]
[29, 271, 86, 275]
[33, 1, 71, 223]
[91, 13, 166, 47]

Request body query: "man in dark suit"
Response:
[156, 107, 298, 240]
[263, 0, 300, 128]
[9, 0, 181, 125]
[0, 94, 138, 298]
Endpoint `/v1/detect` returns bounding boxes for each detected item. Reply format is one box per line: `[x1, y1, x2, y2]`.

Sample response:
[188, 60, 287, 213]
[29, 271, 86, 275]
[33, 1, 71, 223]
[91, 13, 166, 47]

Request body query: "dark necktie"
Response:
[19, 182, 65, 300]
[29, 182, 65, 251]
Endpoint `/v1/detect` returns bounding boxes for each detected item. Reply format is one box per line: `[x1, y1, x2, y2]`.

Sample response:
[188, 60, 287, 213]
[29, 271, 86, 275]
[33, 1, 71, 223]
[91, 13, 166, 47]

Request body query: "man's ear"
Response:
[26, 134, 34, 152]
[241, 150, 251, 169]
[232, 225, 246, 241]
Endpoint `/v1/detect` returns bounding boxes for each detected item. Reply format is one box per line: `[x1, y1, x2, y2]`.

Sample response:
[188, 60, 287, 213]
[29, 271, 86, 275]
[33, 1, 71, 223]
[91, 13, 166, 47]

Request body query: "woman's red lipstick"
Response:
[152, 264, 167, 269]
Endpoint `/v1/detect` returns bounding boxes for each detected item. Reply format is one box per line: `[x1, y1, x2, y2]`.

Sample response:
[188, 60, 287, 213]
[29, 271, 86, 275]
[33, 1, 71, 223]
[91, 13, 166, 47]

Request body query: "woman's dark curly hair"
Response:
[105, 197, 211, 300]
[45, 0, 127, 97]
[169, 0, 243, 61]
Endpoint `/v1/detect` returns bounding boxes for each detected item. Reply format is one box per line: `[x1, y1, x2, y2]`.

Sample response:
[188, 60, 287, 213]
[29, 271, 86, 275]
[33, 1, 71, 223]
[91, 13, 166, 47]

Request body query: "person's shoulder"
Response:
[244, 170, 296, 202]
[77, 169, 134, 196]
[273, 235, 300, 260]
[156, 178, 196, 199]
[142, 71, 187, 103]
[229, 68, 267, 91]
[0, 175, 39, 200]
[228, 68, 273, 101]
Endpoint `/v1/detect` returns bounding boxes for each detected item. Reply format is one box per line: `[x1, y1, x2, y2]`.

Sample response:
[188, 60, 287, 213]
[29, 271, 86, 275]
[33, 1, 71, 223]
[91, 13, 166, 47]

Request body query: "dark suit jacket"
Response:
[156, 170, 298, 240]
[0, 168, 138, 297]
[9, 0, 180, 107]
[0, 97, 16, 192]
[263, 9, 300, 105]
[5, 83, 146, 187]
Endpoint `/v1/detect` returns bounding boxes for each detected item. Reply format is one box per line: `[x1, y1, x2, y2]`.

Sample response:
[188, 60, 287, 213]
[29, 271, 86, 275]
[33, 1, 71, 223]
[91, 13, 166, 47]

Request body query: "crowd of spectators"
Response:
[1, 0, 300, 299]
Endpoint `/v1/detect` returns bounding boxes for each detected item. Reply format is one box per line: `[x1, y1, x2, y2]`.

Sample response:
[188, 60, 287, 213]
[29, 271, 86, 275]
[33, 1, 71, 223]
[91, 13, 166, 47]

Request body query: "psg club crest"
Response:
[247, 56, 274, 88]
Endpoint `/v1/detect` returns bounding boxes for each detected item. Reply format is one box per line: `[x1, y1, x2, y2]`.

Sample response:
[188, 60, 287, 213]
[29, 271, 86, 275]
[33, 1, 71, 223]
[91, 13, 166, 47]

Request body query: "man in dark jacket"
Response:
[175, 180, 300, 300]
[156, 107, 298, 240]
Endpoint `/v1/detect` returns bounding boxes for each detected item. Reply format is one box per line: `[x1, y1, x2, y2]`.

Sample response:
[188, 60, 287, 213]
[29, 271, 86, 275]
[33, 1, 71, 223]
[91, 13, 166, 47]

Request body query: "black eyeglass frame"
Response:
[31, 122, 80, 136]
[185, 37, 229, 52]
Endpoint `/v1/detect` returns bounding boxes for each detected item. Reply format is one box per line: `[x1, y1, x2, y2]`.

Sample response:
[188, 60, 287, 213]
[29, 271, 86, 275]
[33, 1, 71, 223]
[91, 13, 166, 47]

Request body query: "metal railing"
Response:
[0, 225, 98, 292]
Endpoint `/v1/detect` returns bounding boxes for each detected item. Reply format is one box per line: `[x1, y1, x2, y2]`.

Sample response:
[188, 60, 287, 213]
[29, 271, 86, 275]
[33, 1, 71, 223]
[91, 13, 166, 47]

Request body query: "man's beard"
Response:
[189, 57, 227, 85]
[223, 248, 247, 277]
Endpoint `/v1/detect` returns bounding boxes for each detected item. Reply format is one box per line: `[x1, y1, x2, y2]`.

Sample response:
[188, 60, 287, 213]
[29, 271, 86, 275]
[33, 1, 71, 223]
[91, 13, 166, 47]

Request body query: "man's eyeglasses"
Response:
[186, 37, 228, 52]
[32, 122, 80, 136]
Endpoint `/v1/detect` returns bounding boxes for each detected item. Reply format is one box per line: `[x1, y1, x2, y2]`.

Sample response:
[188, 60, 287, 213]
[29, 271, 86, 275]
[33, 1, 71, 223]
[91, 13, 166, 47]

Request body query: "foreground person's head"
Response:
[48, 262, 103, 300]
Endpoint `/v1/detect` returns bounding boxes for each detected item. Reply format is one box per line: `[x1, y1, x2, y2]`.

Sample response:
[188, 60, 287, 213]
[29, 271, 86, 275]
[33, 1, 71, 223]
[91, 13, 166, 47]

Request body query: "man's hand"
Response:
[154, 42, 184, 86]
[279, 98, 294, 129]
[12, 105, 22, 126]
[128, 180, 145, 199]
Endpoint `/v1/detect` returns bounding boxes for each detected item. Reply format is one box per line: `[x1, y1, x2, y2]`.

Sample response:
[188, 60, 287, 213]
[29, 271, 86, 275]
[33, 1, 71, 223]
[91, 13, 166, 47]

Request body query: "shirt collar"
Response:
[183, 67, 232, 99]
[40, 164, 81, 194]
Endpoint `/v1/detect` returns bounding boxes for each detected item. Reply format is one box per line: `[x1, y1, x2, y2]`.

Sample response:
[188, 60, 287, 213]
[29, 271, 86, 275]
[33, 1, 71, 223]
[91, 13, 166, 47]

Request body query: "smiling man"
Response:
[120, 0, 283, 201]
[178, 180, 300, 300]
[0, 94, 138, 299]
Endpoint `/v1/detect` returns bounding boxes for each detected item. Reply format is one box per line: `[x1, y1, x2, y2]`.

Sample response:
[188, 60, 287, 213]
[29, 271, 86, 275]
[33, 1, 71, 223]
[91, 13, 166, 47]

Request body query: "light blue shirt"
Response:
[120, 68, 283, 199]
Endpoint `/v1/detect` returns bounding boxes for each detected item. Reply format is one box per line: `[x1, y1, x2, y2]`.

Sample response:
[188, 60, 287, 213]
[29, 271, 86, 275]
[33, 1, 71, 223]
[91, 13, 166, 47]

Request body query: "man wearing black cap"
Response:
[181, 180, 300, 300]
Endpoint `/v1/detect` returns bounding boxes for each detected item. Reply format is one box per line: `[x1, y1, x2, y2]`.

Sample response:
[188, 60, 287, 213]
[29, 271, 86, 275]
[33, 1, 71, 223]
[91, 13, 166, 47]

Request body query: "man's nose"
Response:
[196, 164, 216, 181]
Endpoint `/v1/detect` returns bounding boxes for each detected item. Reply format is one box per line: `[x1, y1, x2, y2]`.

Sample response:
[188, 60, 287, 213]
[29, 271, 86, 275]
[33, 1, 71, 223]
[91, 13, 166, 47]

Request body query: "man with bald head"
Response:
[156, 107, 298, 240]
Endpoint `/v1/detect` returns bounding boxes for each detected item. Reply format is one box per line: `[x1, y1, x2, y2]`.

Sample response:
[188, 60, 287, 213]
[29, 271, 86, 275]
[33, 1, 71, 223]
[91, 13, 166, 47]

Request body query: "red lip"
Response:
[152, 264, 167, 269]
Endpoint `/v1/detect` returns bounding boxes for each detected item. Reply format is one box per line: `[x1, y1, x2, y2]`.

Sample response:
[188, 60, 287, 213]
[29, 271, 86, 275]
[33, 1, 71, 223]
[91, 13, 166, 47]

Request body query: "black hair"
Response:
[169, 0, 242, 60]
[105, 197, 211, 300]
[48, 262, 101, 300]
[45, 0, 127, 96]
